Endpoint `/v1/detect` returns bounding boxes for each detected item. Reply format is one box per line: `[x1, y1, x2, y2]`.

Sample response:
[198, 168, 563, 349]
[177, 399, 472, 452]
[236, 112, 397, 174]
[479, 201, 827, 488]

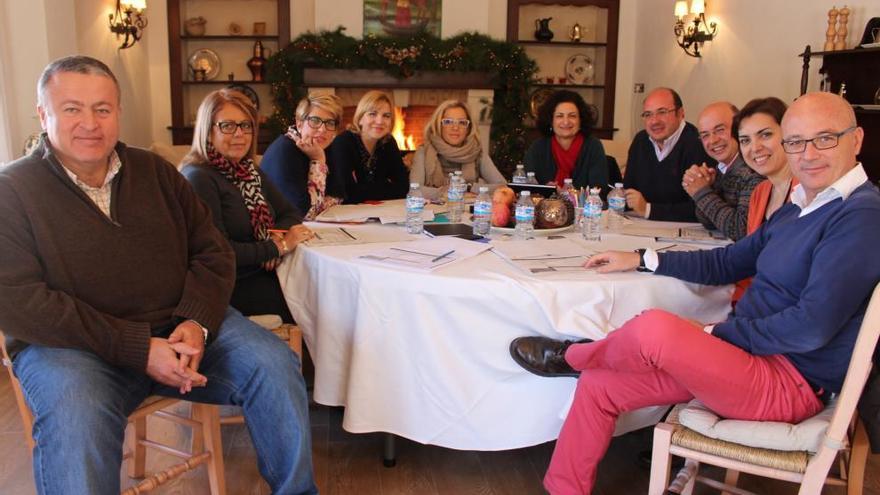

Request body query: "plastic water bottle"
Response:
[447, 173, 464, 223]
[514, 191, 535, 240]
[472, 186, 492, 236]
[582, 187, 603, 241]
[560, 178, 580, 226]
[406, 182, 425, 234]
[607, 182, 626, 231]
[526, 171, 539, 184]
[512, 164, 527, 184]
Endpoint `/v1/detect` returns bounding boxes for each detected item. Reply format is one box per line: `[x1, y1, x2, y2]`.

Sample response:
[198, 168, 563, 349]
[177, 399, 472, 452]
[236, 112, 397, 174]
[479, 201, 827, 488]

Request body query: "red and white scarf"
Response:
[207, 143, 274, 240]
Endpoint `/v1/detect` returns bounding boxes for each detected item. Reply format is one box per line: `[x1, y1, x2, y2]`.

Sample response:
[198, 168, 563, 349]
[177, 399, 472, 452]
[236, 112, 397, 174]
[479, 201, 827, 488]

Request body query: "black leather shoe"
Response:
[509, 337, 591, 378]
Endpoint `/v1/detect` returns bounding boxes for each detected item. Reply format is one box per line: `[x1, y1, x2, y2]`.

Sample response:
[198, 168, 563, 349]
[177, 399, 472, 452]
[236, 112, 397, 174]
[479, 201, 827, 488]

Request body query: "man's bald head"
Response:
[782, 92, 863, 202]
[697, 101, 738, 164]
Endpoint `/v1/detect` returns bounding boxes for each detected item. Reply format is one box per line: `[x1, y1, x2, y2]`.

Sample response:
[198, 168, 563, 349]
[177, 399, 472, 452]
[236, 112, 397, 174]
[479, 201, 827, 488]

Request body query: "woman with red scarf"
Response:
[181, 89, 313, 323]
[524, 90, 608, 191]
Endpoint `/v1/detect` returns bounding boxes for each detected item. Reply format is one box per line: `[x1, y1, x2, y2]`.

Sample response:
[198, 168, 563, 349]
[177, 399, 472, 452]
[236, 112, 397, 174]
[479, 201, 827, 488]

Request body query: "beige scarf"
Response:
[423, 131, 483, 187]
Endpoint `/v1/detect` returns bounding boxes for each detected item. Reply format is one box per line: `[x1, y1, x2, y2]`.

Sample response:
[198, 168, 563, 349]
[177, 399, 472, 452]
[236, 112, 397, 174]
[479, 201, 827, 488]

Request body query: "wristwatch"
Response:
[635, 248, 651, 272]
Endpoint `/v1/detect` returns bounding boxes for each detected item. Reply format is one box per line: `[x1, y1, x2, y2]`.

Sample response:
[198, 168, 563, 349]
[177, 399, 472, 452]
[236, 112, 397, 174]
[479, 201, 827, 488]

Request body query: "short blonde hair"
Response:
[425, 100, 479, 146]
[349, 90, 396, 134]
[296, 91, 343, 125]
[185, 89, 259, 165]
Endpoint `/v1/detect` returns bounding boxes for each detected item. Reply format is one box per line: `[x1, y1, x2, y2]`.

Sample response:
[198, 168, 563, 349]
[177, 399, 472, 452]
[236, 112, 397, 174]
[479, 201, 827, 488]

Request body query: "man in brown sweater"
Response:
[0, 56, 316, 494]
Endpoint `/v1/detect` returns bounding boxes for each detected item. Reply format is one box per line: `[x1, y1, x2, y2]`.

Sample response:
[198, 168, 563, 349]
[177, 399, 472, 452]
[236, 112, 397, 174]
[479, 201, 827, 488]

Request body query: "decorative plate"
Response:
[565, 54, 595, 85]
[529, 87, 555, 118]
[188, 49, 221, 80]
[226, 84, 260, 110]
[491, 224, 574, 236]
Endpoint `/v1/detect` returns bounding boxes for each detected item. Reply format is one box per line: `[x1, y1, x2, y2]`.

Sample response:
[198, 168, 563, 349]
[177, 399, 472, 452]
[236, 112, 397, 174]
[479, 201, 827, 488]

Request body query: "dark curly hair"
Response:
[732, 97, 787, 137]
[535, 90, 598, 138]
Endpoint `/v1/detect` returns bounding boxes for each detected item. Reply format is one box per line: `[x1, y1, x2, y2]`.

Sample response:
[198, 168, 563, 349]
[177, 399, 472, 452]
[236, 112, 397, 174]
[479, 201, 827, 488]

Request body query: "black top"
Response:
[623, 122, 714, 222]
[180, 162, 302, 279]
[327, 130, 409, 203]
[260, 134, 347, 215]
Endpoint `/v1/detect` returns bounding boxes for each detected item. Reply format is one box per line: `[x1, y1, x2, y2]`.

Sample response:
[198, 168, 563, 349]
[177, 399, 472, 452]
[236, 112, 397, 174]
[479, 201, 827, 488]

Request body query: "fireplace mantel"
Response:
[303, 68, 494, 89]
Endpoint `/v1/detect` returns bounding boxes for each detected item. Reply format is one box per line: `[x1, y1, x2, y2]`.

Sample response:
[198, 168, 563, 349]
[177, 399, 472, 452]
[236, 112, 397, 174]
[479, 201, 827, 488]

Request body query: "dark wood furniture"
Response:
[507, 0, 619, 140]
[166, 0, 290, 152]
[800, 45, 880, 183]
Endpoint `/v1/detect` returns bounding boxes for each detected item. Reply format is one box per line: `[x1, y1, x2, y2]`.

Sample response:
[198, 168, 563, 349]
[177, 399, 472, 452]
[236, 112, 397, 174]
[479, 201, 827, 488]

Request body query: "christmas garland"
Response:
[266, 28, 538, 176]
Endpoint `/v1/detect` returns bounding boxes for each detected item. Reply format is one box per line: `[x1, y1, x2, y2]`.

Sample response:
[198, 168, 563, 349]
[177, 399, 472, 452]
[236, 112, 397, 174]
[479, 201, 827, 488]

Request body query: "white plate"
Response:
[188, 49, 221, 80]
[565, 54, 595, 85]
[491, 224, 574, 236]
[860, 42, 880, 48]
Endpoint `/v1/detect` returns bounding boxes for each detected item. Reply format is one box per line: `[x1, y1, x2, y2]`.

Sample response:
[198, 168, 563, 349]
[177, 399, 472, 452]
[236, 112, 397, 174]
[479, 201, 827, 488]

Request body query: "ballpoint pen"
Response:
[431, 250, 456, 262]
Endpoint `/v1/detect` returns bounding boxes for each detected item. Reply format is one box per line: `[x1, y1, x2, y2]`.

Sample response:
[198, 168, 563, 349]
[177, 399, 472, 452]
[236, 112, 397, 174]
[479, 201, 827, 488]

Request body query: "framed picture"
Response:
[363, 0, 442, 37]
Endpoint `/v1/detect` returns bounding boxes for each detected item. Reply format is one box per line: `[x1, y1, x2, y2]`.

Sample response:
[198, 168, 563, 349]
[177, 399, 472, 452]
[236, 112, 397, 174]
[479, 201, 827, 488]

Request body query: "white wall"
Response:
[630, 0, 877, 135]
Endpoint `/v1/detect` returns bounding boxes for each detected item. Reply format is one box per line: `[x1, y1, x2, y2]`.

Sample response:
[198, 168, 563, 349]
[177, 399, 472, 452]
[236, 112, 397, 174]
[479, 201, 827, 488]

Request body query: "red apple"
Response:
[492, 186, 516, 206]
[492, 202, 511, 227]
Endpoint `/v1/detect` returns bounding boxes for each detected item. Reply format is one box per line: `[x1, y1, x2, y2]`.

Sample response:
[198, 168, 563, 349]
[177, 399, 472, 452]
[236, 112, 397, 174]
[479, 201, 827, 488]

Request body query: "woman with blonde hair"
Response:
[180, 88, 313, 323]
[327, 90, 409, 202]
[410, 99, 505, 200]
[261, 91, 345, 219]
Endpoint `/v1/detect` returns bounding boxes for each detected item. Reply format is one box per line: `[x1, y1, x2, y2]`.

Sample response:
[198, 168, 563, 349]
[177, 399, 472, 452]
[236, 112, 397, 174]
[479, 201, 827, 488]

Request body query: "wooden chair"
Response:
[648, 282, 880, 495]
[218, 315, 302, 428]
[0, 331, 227, 495]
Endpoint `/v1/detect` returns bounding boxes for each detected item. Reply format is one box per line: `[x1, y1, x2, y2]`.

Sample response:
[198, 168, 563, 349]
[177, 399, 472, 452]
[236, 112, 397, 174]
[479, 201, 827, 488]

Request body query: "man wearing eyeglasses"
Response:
[622, 87, 712, 221]
[0, 56, 317, 493]
[682, 101, 764, 240]
[509, 91, 880, 495]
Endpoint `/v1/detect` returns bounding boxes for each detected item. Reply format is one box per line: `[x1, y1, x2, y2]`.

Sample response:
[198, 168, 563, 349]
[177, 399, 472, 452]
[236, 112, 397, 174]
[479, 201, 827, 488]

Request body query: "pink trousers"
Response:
[543, 309, 824, 495]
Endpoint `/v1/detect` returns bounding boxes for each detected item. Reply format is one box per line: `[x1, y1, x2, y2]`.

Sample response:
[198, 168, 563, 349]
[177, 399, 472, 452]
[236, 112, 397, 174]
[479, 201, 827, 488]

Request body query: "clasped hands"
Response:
[265, 225, 315, 271]
[146, 320, 207, 394]
[682, 162, 716, 197]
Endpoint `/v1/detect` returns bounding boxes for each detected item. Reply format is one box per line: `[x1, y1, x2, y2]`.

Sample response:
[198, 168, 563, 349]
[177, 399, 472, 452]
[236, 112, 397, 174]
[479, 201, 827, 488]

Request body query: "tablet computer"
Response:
[508, 183, 557, 197]
[424, 223, 478, 237]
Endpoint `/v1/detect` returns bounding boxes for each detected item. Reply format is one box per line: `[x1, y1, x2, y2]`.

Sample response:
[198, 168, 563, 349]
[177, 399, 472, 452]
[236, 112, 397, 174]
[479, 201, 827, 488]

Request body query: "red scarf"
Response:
[206, 144, 274, 240]
[550, 133, 584, 185]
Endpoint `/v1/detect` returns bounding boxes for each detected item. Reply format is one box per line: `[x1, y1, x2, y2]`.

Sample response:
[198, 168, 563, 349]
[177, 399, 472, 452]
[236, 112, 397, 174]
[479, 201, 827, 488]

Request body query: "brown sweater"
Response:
[0, 138, 235, 372]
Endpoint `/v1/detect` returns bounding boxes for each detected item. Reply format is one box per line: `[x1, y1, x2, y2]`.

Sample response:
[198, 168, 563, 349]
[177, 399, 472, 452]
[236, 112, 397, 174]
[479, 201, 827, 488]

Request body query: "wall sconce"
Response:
[108, 0, 148, 49]
[673, 0, 717, 57]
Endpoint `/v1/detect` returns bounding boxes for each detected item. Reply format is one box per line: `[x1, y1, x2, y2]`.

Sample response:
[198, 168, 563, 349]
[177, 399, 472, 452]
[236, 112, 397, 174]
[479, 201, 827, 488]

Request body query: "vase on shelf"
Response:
[247, 41, 268, 82]
[534, 18, 554, 42]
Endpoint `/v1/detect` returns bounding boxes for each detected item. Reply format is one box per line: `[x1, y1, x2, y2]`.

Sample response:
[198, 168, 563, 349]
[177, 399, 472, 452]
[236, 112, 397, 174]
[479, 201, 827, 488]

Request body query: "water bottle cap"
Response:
[589, 187, 601, 194]
[614, 182, 623, 188]
[564, 178, 573, 183]
[454, 171, 463, 175]
[479, 186, 489, 192]
[410, 182, 419, 188]
[527, 171, 535, 176]
[516, 164, 524, 169]
[521, 190, 531, 196]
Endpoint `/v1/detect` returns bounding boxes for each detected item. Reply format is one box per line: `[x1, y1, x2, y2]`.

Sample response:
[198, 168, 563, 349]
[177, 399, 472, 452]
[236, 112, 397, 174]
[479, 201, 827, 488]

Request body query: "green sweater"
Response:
[0, 139, 235, 372]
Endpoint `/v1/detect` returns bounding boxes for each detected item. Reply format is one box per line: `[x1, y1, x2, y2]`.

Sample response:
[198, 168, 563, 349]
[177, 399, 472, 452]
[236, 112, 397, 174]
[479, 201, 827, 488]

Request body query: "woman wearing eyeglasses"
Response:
[180, 89, 313, 323]
[733, 97, 796, 235]
[524, 90, 608, 190]
[326, 90, 409, 203]
[261, 91, 346, 220]
[410, 100, 505, 200]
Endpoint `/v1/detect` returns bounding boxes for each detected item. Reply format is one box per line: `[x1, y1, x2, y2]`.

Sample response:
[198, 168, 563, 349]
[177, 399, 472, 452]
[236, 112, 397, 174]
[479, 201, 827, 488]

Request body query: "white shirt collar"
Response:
[791, 163, 868, 217]
[650, 119, 686, 162]
[716, 152, 739, 175]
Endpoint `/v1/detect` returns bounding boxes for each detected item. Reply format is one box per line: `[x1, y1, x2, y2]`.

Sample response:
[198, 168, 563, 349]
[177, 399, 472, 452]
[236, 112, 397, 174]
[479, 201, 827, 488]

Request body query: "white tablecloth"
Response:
[278, 223, 733, 450]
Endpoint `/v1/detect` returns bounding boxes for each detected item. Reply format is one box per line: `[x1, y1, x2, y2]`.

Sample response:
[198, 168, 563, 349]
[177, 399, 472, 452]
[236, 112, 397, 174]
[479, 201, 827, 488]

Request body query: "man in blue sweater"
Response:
[510, 91, 880, 495]
[622, 87, 713, 221]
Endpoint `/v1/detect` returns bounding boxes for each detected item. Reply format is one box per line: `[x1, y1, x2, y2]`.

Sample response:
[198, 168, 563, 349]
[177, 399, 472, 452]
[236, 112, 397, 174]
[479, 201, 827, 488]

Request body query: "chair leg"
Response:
[193, 404, 227, 495]
[649, 423, 675, 495]
[847, 418, 869, 495]
[127, 416, 148, 478]
[721, 469, 741, 495]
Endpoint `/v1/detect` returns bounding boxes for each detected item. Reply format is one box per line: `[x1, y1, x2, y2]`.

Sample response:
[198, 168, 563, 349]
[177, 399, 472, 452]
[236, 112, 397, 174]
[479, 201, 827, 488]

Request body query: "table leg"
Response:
[383, 433, 396, 467]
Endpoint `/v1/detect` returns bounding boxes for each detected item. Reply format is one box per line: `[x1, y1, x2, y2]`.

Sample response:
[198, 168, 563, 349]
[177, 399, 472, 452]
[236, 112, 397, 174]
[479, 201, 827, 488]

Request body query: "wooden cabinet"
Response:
[801, 46, 880, 182]
[166, 0, 289, 151]
[507, 0, 619, 140]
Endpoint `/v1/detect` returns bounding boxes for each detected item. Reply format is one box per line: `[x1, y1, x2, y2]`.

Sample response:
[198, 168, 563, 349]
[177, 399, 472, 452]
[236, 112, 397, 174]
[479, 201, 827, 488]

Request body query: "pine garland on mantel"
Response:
[266, 28, 538, 175]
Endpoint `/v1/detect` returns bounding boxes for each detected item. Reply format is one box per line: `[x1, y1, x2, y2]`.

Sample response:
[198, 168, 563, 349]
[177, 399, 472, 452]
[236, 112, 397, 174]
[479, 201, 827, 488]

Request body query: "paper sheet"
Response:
[356, 236, 491, 272]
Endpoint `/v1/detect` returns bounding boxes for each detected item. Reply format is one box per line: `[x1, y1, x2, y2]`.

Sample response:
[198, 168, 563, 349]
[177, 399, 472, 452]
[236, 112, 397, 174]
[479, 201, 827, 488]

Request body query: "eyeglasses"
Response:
[699, 125, 730, 141]
[640, 107, 678, 120]
[440, 118, 471, 128]
[215, 120, 254, 134]
[304, 116, 339, 131]
[781, 126, 856, 154]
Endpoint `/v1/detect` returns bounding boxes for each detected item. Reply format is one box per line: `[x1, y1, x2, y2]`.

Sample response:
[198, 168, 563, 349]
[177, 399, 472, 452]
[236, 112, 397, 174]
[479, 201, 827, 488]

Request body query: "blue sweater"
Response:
[656, 182, 880, 393]
[260, 134, 347, 216]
